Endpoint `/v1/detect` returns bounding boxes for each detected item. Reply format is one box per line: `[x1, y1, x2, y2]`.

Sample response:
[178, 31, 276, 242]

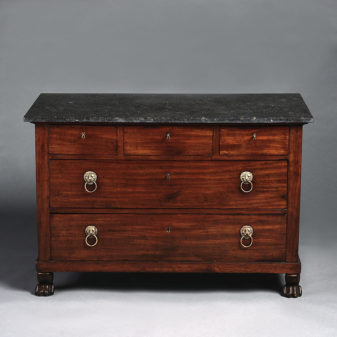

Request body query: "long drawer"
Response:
[49, 160, 288, 209]
[51, 214, 287, 262]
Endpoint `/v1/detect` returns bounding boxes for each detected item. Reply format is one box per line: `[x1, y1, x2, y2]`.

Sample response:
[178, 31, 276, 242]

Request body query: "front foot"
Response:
[282, 273, 302, 298]
[35, 272, 54, 296]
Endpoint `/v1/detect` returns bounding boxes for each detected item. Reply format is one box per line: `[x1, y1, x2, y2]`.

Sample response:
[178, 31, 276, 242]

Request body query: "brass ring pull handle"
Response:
[240, 171, 253, 193]
[85, 225, 98, 247]
[83, 171, 98, 193]
[240, 225, 253, 248]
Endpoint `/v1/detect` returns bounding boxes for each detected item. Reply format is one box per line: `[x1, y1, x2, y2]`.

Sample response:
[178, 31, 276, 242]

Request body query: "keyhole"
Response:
[252, 133, 257, 140]
[166, 132, 171, 140]
[81, 132, 86, 139]
[166, 172, 171, 180]
[166, 226, 171, 233]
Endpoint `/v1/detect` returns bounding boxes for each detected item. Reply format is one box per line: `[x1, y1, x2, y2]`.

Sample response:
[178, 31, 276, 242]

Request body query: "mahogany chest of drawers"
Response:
[24, 93, 313, 297]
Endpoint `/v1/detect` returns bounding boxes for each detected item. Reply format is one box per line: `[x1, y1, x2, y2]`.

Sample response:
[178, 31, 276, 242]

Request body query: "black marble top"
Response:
[24, 93, 313, 124]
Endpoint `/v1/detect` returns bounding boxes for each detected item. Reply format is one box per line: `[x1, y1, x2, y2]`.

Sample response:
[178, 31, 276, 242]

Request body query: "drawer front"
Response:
[51, 214, 286, 262]
[220, 126, 289, 156]
[49, 160, 287, 209]
[49, 126, 117, 155]
[124, 126, 213, 156]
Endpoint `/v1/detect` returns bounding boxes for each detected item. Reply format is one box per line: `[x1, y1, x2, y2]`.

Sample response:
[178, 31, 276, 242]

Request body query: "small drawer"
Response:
[49, 126, 117, 155]
[124, 126, 213, 156]
[220, 126, 289, 156]
[50, 214, 286, 262]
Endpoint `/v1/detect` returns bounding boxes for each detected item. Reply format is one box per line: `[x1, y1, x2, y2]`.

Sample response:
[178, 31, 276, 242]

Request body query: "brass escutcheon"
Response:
[81, 131, 86, 139]
[240, 225, 253, 248]
[85, 225, 98, 247]
[240, 171, 253, 193]
[83, 171, 98, 193]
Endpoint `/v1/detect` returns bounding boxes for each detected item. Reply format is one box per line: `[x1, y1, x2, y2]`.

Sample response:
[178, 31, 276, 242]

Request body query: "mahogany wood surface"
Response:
[35, 125, 50, 261]
[37, 260, 301, 274]
[49, 125, 117, 155]
[50, 208, 287, 214]
[49, 153, 289, 161]
[286, 126, 303, 262]
[30, 122, 307, 296]
[49, 160, 288, 209]
[124, 126, 213, 156]
[220, 126, 289, 156]
[50, 213, 286, 262]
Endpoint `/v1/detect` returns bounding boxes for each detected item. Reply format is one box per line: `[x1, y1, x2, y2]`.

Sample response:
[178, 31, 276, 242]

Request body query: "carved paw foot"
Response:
[282, 284, 302, 298]
[35, 272, 54, 296]
[281, 273, 302, 298]
[35, 283, 55, 296]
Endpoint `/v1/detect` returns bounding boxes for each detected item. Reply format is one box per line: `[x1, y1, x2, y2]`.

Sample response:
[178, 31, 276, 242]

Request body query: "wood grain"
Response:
[220, 126, 289, 156]
[124, 126, 213, 156]
[286, 126, 302, 262]
[49, 125, 117, 155]
[49, 160, 288, 209]
[51, 214, 286, 262]
[50, 208, 287, 215]
[37, 260, 301, 274]
[32, 122, 307, 295]
[35, 125, 50, 261]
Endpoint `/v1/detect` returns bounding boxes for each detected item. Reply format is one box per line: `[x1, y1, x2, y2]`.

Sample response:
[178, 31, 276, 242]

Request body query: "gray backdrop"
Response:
[1, 0, 336, 336]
